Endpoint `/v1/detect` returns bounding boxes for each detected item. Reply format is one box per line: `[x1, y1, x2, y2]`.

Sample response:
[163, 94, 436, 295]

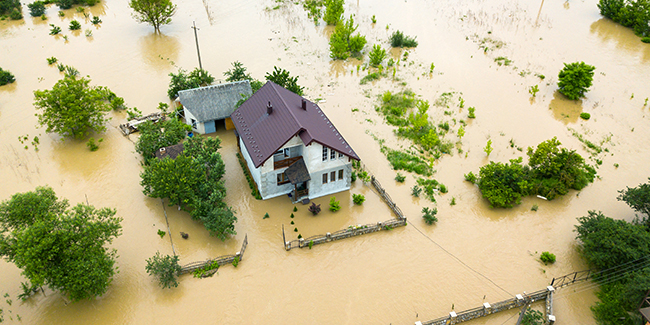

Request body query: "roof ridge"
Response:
[270, 81, 303, 130]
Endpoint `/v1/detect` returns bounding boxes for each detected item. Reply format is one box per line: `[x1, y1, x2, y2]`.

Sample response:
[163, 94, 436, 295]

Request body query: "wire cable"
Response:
[408, 222, 514, 298]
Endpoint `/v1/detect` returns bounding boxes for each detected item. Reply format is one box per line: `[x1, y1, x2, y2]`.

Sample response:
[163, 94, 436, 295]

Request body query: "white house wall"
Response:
[183, 108, 206, 134]
[239, 136, 262, 191]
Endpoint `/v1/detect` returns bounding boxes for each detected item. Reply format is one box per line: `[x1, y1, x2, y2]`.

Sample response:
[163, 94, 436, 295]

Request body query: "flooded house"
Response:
[178, 80, 252, 134]
[231, 81, 359, 202]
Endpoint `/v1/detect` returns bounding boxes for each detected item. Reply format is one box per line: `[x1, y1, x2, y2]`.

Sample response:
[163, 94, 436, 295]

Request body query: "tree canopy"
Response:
[140, 136, 235, 240]
[618, 178, 650, 223]
[34, 75, 112, 140]
[135, 118, 190, 164]
[329, 16, 367, 60]
[167, 68, 214, 99]
[265, 66, 304, 95]
[557, 62, 596, 100]
[323, 0, 344, 25]
[478, 158, 530, 208]
[145, 252, 181, 289]
[129, 0, 177, 32]
[0, 187, 122, 302]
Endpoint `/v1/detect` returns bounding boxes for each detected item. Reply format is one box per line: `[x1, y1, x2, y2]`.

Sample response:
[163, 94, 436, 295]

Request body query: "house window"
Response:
[330, 149, 336, 160]
[322, 146, 328, 161]
[338, 169, 343, 180]
[339, 152, 344, 159]
[330, 171, 336, 182]
[322, 173, 328, 184]
[191, 119, 197, 129]
[277, 172, 289, 185]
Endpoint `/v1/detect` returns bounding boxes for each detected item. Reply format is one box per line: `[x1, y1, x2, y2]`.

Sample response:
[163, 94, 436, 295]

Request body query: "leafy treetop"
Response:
[618, 178, 650, 223]
[557, 61, 595, 100]
[265, 66, 304, 96]
[129, 0, 177, 32]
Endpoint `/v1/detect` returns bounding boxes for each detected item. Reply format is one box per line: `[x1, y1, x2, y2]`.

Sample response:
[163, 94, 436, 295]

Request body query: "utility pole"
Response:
[191, 21, 203, 70]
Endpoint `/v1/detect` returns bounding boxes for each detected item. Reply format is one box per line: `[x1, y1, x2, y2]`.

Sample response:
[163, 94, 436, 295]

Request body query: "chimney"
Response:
[301, 99, 307, 110]
[267, 101, 273, 114]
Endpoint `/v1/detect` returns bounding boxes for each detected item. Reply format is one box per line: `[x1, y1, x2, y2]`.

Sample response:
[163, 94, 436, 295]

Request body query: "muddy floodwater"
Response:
[1, 0, 650, 323]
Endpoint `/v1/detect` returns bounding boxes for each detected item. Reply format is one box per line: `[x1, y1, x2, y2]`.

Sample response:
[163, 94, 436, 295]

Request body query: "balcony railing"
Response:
[274, 156, 302, 170]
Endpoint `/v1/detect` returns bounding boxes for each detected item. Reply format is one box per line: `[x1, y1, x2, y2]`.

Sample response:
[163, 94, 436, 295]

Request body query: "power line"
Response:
[408, 222, 514, 298]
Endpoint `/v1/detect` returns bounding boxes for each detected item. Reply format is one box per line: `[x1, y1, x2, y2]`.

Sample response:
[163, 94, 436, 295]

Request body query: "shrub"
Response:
[308, 240, 314, 249]
[352, 194, 365, 205]
[28, 1, 46, 17]
[439, 184, 448, 193]
[642, 37, 650, 43]
[0, 68, 16, 86]
[540, 251, 556, 264]
[290, 220, 294, 224]
[422, 207, 438, 225]
[580, 112, 591, 120]
[468, 107, 476, 118]
[47, 57, 58, 65]
[329, 196, 341, 212]
[294, 227, 298, 232]
[290, 213, 294, 218]
[157, 229, 166, 238]
[308, 202, 321, 215]
[323, 0, 343, 25]
[0, 0, 20, 16]
[50, 24, 62, 35]
[293, 206, 298, 212]
[86, 137, 102, 151]
[483, 139, 493, 156]
[390, 30, 418, 47]
[368, 44, 387, 67]
[521, 309, 544, 325]
[529, 85, 539, 97]
[232, 256, 239, 267]
[395, 173, 406, 183]
[411, 185, 422, 197]
[91, 16, 101, 24]
[263, 213, 269, 219]
[478, 158, 530, 208]
[145, 252, 181, 289]
[558, 62, 596, 100]
[450, 197, 456, 206]
[329, 16, 367, 59]
[69, 20, 81, 30]
[224, 61, 253, 82]
[531, 204, 539, 211]
[464, 171, 477, 184]
[9, 7, 22, 20]
[167, 68, 214, 99]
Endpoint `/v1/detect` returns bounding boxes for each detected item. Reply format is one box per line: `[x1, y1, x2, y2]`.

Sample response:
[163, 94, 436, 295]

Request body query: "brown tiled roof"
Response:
[155, 143, 184, 160]
[231, 81, 359, 168]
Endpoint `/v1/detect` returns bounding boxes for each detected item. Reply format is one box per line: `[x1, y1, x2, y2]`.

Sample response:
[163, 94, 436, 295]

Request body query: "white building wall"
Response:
[183, 108, 206, 134]
[239, 136, 262, 190]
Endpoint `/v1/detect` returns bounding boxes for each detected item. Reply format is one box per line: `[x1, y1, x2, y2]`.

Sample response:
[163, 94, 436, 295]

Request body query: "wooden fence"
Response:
[418, 287, 556, 325]
[179, 234, 248, 275]
[283, 173, 407, 251]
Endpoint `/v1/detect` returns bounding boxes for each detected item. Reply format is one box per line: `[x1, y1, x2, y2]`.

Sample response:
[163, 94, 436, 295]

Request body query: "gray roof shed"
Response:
[178, 80, 252, 122]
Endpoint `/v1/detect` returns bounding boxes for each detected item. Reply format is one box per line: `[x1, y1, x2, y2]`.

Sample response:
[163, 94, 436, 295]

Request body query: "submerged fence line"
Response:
[179, 234, 248, 275]
[418, 287, 556, 325]
[284, 172, 407, 251]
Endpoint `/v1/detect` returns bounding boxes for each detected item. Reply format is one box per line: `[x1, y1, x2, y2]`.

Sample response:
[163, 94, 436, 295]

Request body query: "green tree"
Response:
[27, 1, 46, 17]
[129, 0, 177, 32]
[0, 187, 122, 302]
[145, 252, 181, 289]
[557, 62, 596, 100]
[329, 16, 367, 60]
[527, 137, 595, 200]
[0, 0, 20, 15]
[224, 61, 252, 82]
[368, 44, 387, 67]
[141, 154, 204, 207]
[135, 118, 190, 164]
[477, 158, 530, 208]
[0, 67, 15, 86]
[34, 75, 112, 140]
[265, 66, 304, 95]
[521, 309, 544, 325]
[618, 178, 650, 222]
[167, 67, 214, 99]
[323, 0, 343, 25]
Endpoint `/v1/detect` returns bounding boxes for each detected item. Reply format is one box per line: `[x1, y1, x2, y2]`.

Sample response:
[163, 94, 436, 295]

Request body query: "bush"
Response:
[263, 213, 269, 219]
[464, 171, 477, 184]
[167, 68, 214, 99]
[395, 173, 406, 183]
[558, 62, 596, 100]
[224, 61, 252, 82]
[323, 0, 343, 25]
[329, 16, 367, 59]
[352, 194, 365, 205]
[232, 256, 239, 267]
[47, 57, 58, 65]
[50, 24, 62, 35]
[580, 112, 591, 120]
[478, 158, 530, 208]
[0, 68, 16, 86]
[643, 37, 650, 43]
[69, 20, 81, 30]
[86, 137, 102, 151]
[540, 251, 556, 264]
[293, 206, 298, 212]
[9, 7, 22, 20]
[468, 107, 476, 118]
[368, 44, 387, 67]
[329, 196, 341, 212]
[157, 229, 166, 238]
[145, 252, 181, 289]
[308, 202, 321, 215]
[0, 0, 20, 15]
[422, 207, 438, 225]
[390, 30, 418, 48]
[91, 15, 101, 24]
[411, 185, 422, 197]
[28, 1, 46, 17]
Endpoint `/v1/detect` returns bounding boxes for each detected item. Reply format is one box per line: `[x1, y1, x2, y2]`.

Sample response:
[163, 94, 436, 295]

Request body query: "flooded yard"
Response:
[1, 0, 649, 323]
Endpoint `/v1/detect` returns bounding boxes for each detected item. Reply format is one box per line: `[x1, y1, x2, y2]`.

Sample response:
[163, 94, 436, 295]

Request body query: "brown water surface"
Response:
[1, 0, 650, 323]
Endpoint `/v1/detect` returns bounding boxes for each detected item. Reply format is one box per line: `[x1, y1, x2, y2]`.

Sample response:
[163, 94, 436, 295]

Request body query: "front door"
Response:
[204, 120, 216, 134]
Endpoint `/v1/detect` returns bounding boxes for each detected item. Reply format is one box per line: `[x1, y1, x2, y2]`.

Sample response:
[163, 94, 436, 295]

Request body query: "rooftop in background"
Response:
[231, 81, 359, 168]
[178, 80, 252, 122]
[155, 143, 185, 160]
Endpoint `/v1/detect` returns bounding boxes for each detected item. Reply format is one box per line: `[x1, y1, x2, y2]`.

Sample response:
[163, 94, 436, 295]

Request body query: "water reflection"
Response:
[138, 33, 180, 72]
[590, 18, 650, 63]
[549, 90, 583, 124]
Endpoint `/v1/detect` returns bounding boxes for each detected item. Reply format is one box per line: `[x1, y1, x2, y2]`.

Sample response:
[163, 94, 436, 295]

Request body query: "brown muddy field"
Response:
[1, 0, 649, 323]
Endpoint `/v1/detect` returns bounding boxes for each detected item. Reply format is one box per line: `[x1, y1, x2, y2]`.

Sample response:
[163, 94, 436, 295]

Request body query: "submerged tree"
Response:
[129, 0, 177, 32]
[145, 252, 181, 289]
[167, 67, 214, 99]
[135, 118, 190, 164]
[557, 61, 596, 100]
[0, 187, 122, 302]
[618, 178, 650, 227]
[329, 16, 367, 60]
[34, 75, 112, 139]
[265, 66, 304, 95]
